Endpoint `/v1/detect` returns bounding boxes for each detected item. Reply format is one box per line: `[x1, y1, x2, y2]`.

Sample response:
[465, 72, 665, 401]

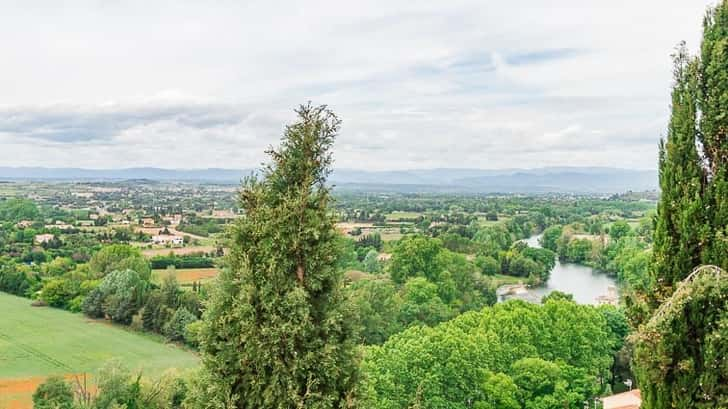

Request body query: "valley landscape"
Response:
[1, 1, 727, 408]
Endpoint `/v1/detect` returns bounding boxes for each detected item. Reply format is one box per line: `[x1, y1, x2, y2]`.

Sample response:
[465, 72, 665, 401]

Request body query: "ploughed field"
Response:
[0, 292, 199, 408]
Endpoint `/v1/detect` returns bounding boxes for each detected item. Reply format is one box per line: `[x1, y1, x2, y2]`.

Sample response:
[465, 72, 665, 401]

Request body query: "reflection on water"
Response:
[499, 235, 618, 305]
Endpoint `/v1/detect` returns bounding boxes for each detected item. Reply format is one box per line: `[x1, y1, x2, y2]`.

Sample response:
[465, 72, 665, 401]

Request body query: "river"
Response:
[498, 234, 618, 305]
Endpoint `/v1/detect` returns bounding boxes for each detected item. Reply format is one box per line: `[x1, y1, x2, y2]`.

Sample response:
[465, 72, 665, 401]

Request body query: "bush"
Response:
[32, 376, 74, 409]
[164, 307, 198, 343]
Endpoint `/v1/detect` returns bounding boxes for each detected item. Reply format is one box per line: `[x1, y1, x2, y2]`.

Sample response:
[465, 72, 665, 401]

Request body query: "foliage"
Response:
[347, 278, 403, 345]
[150, 255, 215, 270]
[0, 198, 39, 222]
[388, 235, 446, 284]
[193, 104, 359, 408]
[362, 249, 382, 273]
[563, 239, 593, 264]
[539, 225, 562, 253]
[635, 5, 728, 403]
[475, 255, 499, 276]
[608, 220, 631, 241]
[633, 270, 728, 408]
[89, 245, 151, 281]
[0, 260, 38, 296]
[163, 307, 198, 342]
[33, 375, 74, 409]
[397, 277, 454, 327]
[361, 299, 619, 409]
[83, 269, 148, 324]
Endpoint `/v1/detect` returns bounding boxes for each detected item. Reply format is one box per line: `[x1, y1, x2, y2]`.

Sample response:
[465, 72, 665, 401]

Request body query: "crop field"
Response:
[153, 268, 220, 284]
[141, 245, 216, 257]
[0, 292, 199, 408]
[385, 211, 422, 221]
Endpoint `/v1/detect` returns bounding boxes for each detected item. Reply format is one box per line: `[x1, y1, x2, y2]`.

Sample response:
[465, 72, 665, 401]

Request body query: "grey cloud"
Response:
[0, 103, 251, 143]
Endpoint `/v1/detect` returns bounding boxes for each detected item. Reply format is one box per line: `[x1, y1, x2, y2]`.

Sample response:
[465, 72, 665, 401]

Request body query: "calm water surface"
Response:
[500, 235, 618, 305]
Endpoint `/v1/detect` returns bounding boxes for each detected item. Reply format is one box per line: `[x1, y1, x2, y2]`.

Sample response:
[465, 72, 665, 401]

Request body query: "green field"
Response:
[152, 267, 219, 285]
[0, 292, 199, 380]
[385, 211, 422, 221]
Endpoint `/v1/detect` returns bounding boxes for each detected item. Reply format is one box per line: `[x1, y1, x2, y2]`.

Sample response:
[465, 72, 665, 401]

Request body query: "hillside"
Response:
[0, 166, 658, 193]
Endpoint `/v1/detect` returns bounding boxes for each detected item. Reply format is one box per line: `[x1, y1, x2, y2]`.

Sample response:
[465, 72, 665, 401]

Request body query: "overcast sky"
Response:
[0, 1, 717, 171]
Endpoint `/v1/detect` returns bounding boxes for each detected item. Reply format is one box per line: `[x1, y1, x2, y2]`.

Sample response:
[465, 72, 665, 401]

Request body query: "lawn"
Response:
[490, 274, 525, 287]
[0, 292, 199, 408]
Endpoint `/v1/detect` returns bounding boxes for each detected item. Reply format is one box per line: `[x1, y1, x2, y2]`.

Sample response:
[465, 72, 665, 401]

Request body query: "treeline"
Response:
[0, 244, 206, 347]
[176, 215, 227, 237]
[150, 254, 215, 269]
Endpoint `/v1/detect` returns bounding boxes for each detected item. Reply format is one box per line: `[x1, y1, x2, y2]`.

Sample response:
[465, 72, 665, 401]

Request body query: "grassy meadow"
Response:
[0, 292, 199, 408]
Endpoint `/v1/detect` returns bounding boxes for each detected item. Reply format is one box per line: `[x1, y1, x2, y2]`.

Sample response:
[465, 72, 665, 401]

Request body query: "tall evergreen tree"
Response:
[650, 44, 707, 304]
[699, 1, 728, 270]
[635, 2, 728, 407]
[191, 104, 358, 409]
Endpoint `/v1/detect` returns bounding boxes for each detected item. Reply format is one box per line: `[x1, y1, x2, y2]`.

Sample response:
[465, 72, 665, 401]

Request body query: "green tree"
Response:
[40, 277, 79, 309]
[362, 250, 382, 273]
[539, 225, 562, 253]
[608, 220, 631, 242]
[634, 269, 728, 408]
[83, 269, 147, 324]
[89, 244, 151, 280]
[192, 104, 359, 408]
[388, 235, 445, 284]
[699, 1, 728, 273]
[142, 291, 171, 333]
[650, 45, 707, 302]
[361, 300, 612, 409]
[564, 239, 592, 264]
[0, 261, 37, 296]
[160, 270, 180, 308]
[397, 277, 453, 327]
[163, 307, 198, 343]
[476, 255, 499, 276]
[634, 3, 728, 405]
[475, 373, 519, 409]
[347, 278, 403, 345]
[32, 375, 74, 409]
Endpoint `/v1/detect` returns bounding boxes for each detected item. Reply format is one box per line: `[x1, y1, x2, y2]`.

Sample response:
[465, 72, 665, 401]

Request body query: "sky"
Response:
[0, 0, 718, 171]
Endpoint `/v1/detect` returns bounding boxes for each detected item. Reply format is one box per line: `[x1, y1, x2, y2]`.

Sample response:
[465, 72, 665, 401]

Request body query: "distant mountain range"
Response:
[0, 166, 658, 193]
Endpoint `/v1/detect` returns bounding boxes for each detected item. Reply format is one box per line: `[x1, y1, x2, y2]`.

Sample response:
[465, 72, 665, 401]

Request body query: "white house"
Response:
[152, 235, 184, 246]
[34, 234, 55, 244]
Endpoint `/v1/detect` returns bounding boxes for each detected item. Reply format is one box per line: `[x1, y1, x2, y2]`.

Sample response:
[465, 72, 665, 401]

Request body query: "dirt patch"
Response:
[0, 374, 83, 409]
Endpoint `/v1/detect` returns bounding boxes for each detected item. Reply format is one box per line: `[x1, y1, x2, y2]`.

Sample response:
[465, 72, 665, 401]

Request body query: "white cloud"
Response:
[0, 0, 717, 170]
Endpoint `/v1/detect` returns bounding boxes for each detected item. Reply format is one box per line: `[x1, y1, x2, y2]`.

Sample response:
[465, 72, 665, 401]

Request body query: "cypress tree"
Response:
[192, 104, 358, 408]
[698, 1, 728, 270]
[635, 2, 728, 406]
[650, 44, 706, 304]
